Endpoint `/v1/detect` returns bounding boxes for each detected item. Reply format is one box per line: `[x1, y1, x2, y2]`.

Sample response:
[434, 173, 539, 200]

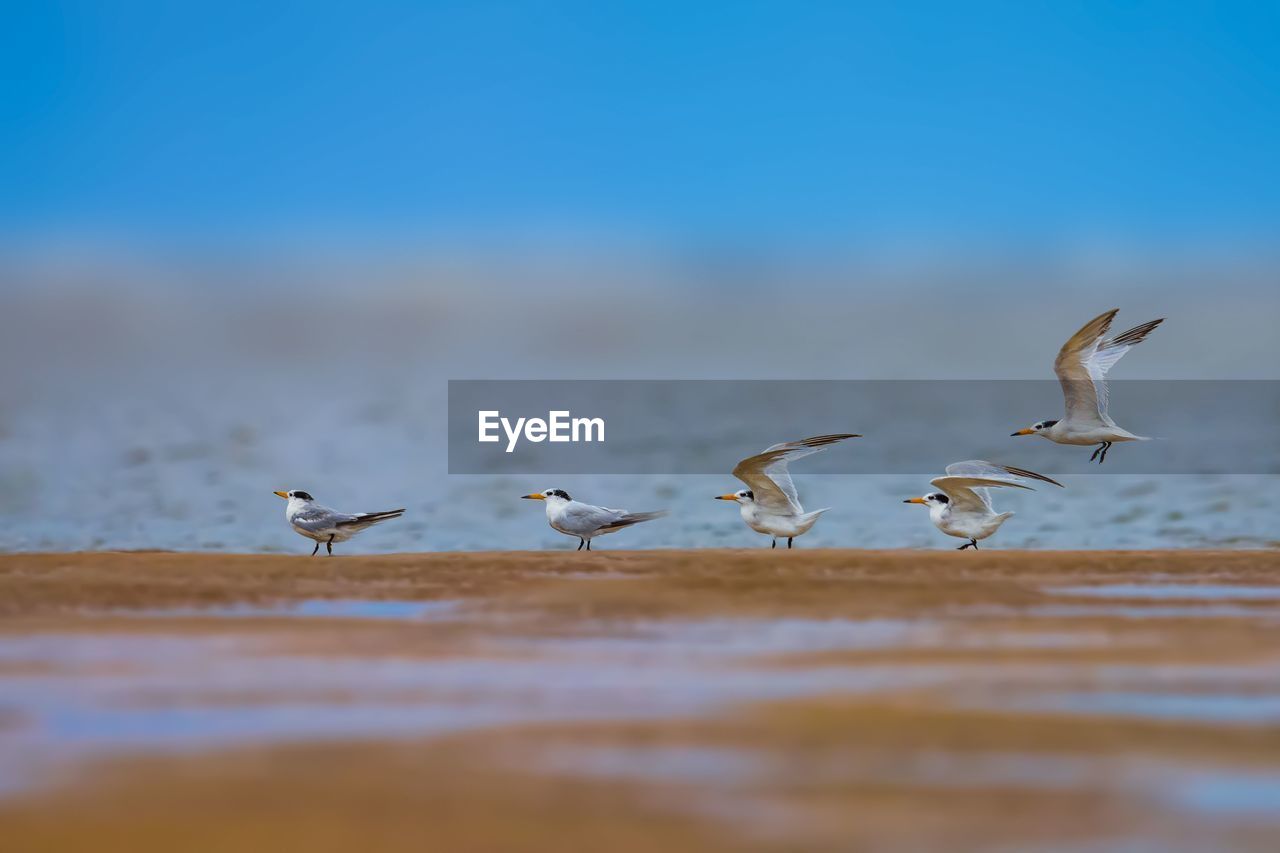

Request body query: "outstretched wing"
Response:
[732, 434, 859, 514]
[1087, 318, 1163, 416]
[1054, 310, 1117, 427]
[932, 461, 1063, 512]
[1054, 310, 1163, 426]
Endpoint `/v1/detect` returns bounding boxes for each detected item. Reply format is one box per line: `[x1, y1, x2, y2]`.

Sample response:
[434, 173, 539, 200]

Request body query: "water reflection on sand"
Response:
[2, 550, 1279, 849]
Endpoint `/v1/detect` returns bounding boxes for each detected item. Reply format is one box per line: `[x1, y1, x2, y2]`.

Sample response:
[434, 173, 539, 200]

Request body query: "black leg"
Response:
[1090, 443, 1103, 462]
[957, 538, 978, 550]
[1098, 441, 1111, 464]
[326, 535, 334, 556]
[311, 541, 320, 557]
[586, 539, 591, 551]
[577, 538, 585, 551]
[771, 539, 776, 549]
[787, 537, 793, 549]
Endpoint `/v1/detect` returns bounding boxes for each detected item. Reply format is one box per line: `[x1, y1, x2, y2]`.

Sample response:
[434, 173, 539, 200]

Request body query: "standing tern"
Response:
[1012, 308, 1164, 463]
[521, 489, 666, 550]
[904, 461, 1063, 550]
[715, 433, 859, 549]
[273, 489, 404, 555]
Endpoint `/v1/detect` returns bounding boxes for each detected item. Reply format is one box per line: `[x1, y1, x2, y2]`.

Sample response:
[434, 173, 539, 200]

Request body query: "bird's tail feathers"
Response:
[600, 510, 668, 530]
[339, 509, 406, 527]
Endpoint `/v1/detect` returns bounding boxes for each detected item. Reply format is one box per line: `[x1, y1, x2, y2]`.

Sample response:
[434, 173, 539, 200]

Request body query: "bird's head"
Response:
[273, 489, 315, 502]
[522, 489, 571, 502]
[904, 492, 949, 509]
[715, 489, 754, 505]
[1011, 419, 1058, 437]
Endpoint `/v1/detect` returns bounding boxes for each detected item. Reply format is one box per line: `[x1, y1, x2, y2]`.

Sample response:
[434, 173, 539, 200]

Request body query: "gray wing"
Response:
[732, 434, 859, 514]
[1086, 317, 1164, 417]
[1054, 311, 1164, 425]
[289, 504, 355, 533]
[1053, 309, 1117, 427]
[561, 502, 630, 535]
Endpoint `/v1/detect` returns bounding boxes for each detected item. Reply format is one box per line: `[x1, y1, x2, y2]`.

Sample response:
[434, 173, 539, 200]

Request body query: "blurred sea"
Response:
[1, 245, 1276, 552]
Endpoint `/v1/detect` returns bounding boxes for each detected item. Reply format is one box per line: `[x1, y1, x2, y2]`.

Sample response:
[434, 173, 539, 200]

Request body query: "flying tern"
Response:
[1012, 309, 1164, 463]
[716, 433, 859, 549]
[273, 489, 404, 555]
[521, 489, 666, 550]
[904, 461, 1063, 550]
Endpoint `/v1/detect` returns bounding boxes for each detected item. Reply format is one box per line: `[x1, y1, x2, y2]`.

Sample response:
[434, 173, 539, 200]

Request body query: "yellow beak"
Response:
[273, 490, 289, 499]
[715, 494, 737, 501]
[521, 493, 546, 500]
[1011, 428, 1036, 436]
[904, 497, 927, 504]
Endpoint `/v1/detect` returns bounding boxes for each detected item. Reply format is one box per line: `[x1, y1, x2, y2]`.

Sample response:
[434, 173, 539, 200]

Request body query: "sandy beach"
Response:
[2, 549, 1279, 851]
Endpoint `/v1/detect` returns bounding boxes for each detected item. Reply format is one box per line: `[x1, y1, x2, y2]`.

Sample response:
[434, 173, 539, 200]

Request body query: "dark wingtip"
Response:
[1112, 317, 1165, 345]
[801, 433, 860, 446]
[1003, 465, 1065, 489]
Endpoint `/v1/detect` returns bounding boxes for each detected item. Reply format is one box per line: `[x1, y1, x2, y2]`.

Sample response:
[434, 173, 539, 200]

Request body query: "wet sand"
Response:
[2, 549, 1279, 851]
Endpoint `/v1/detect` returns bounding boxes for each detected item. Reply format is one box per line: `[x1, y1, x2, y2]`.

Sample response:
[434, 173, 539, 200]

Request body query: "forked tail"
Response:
[800, 508, 832, 524]
[599, 510, 668, 531]
[338, 508, 406, 528]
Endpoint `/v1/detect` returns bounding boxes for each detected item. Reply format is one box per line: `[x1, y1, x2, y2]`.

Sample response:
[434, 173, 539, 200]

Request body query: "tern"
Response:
[715, 433, 859, 549]
[273, 489, 404, 555]
[904, 461, 1063, 550]
[520, 489, 666, 550]
[1012, 309, 1164, 463]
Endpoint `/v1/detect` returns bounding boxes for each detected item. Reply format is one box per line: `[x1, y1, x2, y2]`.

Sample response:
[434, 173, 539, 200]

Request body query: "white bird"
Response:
[1012, 308, 1164, 463]
[273, 489, 404, 555]
[904, 461, 1062, 550]
[715, 433, 859, 549]
[520, 489, 666, 550]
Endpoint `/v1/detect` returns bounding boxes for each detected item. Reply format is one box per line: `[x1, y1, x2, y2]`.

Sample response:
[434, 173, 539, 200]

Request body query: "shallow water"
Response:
[1014, 692, 1280, 725]
[1051, 584, 1280, 601]
[3, 596, 1279, 797]
[1, 284, 1276, 553]
[133, 598, 462, 621]
[0, 627, 954, 797]
[523, 744, 1280, 822]
[4, 550, 1280, 850]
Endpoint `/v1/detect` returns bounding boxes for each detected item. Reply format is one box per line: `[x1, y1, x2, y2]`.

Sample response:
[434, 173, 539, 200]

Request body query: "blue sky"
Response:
[4, 1, 1279, 244]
